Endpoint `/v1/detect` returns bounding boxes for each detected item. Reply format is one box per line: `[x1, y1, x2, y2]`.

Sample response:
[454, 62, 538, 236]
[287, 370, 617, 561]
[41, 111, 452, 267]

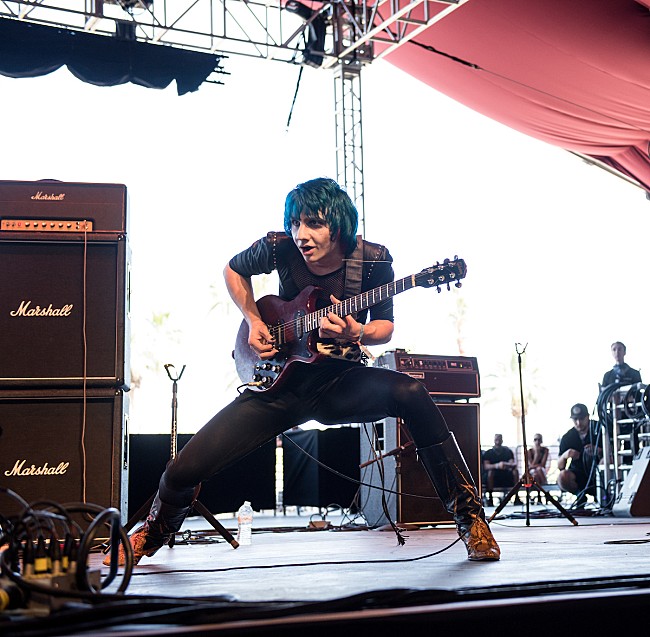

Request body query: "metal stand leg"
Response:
[488, 344, 578, 527]
[162, 364, 239, 549]
[104, 364, 240, 557]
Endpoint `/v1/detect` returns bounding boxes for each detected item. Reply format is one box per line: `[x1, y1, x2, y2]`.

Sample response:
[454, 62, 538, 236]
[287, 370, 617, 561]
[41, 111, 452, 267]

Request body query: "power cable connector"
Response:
[27, 569, 101, 612]
[0, 577, 26, 612]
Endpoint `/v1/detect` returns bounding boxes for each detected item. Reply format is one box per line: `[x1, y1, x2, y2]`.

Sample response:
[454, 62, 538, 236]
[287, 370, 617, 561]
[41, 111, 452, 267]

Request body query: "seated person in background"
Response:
[527, 433, 549, 486]
[483, 433, 521, 505]
[557, 403, 603, 508]
[601, 341, 641, 388]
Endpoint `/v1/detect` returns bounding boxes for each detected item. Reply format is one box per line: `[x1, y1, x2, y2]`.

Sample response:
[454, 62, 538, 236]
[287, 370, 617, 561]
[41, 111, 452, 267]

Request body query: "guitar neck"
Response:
[302, 274, 416, 333]
[247, 258, 463, 385]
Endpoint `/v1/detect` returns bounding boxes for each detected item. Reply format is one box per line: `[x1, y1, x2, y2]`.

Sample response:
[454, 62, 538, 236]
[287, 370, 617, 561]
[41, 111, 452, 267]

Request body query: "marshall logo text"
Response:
[4, 460, 70, 477]
[9, 300, 74, 317]
[31, 191, 66, 201]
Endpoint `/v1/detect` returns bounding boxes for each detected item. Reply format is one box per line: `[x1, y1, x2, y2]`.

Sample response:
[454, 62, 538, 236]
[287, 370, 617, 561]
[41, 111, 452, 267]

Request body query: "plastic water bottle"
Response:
[236, 501, 253, 546]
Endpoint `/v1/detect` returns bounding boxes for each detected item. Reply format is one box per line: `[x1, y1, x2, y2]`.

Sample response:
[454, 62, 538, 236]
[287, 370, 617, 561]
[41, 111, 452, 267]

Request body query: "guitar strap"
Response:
[343, 235, 364, 307]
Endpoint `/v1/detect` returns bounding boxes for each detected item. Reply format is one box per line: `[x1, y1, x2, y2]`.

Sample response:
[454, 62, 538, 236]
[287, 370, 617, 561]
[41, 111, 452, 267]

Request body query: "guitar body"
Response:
[234, 286, 326, 392]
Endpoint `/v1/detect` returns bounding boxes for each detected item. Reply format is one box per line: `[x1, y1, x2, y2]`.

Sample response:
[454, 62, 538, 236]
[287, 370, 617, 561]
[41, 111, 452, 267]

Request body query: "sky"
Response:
[2, 51, 649, 450]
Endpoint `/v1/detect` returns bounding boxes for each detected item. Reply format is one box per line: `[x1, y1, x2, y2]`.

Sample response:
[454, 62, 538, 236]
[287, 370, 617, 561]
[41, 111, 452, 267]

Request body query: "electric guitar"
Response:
[233, 257, 467, 392]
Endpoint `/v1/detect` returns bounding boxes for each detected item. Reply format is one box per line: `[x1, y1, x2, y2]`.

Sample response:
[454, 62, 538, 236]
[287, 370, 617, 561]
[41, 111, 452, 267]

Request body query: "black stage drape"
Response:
[282, 428, 360, 510]
[0, 18, 224, 95]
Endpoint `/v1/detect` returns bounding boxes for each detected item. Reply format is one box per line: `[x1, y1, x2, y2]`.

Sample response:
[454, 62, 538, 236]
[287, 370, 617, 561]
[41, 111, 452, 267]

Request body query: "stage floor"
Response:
[6, 502, 650, 636]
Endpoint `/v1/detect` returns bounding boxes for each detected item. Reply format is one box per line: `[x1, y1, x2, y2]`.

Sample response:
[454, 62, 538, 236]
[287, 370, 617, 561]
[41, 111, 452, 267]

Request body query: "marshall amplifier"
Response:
[0, 179, 128, 234]
[375, 349, 480, 399]
[0, 388, 129, 523]
[0, 234, 130, 389]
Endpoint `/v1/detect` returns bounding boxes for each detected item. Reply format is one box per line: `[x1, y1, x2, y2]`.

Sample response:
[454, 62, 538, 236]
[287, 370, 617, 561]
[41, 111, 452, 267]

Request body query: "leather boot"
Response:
[417, 434, 500, 561]
[104, 486, 200, 566]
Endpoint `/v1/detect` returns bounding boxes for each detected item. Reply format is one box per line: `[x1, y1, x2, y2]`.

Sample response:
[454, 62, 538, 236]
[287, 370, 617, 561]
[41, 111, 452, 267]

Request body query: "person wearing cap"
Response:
[557, 403, 603, 507]
[601, 342, 641, 388]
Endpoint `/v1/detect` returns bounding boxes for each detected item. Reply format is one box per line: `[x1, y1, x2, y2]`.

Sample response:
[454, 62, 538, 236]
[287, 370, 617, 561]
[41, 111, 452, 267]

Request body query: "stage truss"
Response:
[0, 0, 467, 224]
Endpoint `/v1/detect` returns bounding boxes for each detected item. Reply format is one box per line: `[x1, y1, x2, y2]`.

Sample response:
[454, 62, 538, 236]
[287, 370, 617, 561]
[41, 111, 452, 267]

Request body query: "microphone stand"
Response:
[109, 363, 239, 553]
[488, 343, 578, 527]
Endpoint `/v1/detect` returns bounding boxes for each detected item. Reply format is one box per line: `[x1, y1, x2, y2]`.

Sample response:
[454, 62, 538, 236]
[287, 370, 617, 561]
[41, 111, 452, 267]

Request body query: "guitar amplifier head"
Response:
[375, 349, 480, 399]
[0, 179, 128, 234]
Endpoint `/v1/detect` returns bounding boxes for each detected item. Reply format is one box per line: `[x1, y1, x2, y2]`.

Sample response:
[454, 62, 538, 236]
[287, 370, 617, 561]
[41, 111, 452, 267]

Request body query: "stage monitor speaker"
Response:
[0, 388, 128, 522]
[127, 434, 277, 518]
[612, 446, 650, 517]
[359, 402, 481, 526]
[0, 235, 130, 389]
[282, 427, 360, 509]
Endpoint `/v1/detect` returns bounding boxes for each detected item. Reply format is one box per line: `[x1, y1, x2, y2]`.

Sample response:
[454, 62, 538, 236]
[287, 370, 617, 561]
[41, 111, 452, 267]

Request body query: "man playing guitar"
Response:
[120, 177, 500, 563]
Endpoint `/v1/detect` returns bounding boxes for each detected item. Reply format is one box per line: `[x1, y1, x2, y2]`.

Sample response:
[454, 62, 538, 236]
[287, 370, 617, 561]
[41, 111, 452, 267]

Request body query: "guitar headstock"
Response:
[415, 257, 467, 291]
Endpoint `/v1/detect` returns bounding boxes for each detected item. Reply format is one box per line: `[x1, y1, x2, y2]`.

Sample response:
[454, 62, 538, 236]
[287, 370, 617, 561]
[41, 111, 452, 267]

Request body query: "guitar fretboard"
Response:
[306, 274, 417, 331]
[271, 274, 417, 345]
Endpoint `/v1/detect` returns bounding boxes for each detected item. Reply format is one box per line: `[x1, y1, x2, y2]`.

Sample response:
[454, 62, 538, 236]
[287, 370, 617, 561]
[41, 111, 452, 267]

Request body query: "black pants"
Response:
[159, 359, 451, 506]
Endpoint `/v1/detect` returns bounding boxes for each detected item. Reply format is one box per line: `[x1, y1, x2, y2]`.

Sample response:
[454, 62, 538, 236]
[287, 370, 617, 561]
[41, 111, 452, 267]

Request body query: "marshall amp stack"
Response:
[0, 179, 131, 520]
[360, 350, 482, 526]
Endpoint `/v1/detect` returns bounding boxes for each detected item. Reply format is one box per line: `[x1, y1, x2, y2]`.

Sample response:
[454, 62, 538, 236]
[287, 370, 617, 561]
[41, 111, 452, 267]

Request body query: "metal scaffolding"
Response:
[1, 0, 467, 230]
[333, 63, 364, 232]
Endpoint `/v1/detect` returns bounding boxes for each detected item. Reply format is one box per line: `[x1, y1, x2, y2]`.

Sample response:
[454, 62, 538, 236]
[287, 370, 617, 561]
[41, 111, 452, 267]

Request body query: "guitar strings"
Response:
[268, 277, 418, 344]
[267, 260, 460, 345]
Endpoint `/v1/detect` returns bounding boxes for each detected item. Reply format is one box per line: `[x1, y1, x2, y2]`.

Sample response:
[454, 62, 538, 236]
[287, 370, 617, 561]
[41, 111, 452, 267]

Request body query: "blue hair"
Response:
[283, 177, 359, 254]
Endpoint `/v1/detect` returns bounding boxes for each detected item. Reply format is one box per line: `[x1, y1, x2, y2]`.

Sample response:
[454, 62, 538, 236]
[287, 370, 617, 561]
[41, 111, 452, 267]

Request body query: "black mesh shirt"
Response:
[228, 231, 395, 326]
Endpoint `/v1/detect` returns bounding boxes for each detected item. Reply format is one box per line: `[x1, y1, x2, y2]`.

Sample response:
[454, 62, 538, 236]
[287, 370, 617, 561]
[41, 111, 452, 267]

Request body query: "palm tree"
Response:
[448, 292, 468, 355]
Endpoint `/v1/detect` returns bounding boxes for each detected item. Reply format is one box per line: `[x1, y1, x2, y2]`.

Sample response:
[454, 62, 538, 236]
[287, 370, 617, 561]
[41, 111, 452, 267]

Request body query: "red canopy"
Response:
[382, 0, 650, 192]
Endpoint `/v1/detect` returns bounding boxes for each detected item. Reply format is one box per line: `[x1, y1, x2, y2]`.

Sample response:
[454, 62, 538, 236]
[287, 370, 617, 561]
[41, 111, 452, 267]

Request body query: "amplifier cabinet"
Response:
[0, 180, 128, 234]
[0, 234, 130, 389]
[0, 388, 129, 522]
[375, 350, 480, 399]
[359, 402, 481, 526]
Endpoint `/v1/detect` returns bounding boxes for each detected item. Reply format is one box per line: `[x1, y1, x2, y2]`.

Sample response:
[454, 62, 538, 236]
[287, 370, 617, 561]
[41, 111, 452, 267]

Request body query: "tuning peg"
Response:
[447, 282, 451, 291]
[455, 281, 462, 288]
[436, 286, 442, 293]
[443, 258, 450, 264]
